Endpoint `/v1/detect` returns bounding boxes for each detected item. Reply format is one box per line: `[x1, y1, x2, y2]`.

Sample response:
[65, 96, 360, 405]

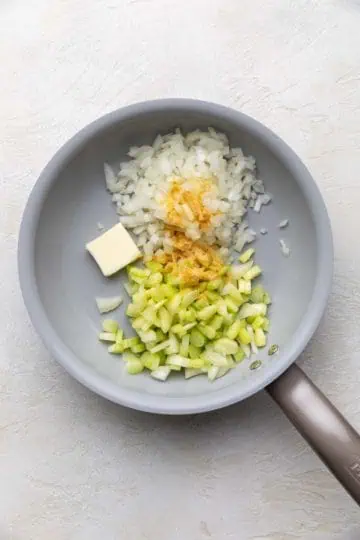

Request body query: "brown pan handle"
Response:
[267, 364, 360, 505]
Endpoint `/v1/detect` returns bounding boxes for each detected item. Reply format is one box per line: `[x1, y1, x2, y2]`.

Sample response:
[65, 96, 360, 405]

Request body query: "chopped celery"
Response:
[208, 366, 220, 381]
[166, 355, 189, 368]
[238, 279, 251, 295]
[182, 289, 199, 308]
[190, 329, 205, 348]
[254, 328, 266, 347]
[167, 293, 182, 315]
[159, 307, 172, 333]
[108, 343, 123, 354]
[180, 334, 190, 357]
[198, 324, 216, 340]
[250, 285, 265, 304]
[238, 327, 252, 345]
[142, 352, 161, 371]
[207, 278, 223, 291]
[243, 265, 262, 281]
[251, 316, 265, 329]
[96, 296, 123, 314]
[151, 366, 171, 381]
[150, 340, 170, 353]
[239, 303, 267, 319]
[231, 261, 253, 279]
[102, 319, 119, 333]
[209, 314, 224, 331]
[226, 320, 242, 340]
[126, 359, 144, 375]
[225, 297, 238, 313]
[194, 298, 208, 311]
[99, 332, 116, 342]
[132, 343, 146, 353]
[222, 283, 244, 304]
[188, 344, 201, 359]
[239, 248, 255, 263]
[213, 338, 239, 355]
[197, 305, 218, 321]
[234, 349, 245, 363]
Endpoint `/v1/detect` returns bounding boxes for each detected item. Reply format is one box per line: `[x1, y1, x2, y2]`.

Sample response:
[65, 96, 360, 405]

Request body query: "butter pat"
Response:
[86, 223, 141, 276]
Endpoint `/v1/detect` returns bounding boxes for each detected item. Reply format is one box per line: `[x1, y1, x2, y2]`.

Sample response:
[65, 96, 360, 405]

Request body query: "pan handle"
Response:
[267, 363, 360, 505]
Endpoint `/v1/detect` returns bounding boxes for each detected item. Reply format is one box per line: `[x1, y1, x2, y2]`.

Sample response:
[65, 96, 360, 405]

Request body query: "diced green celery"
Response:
[126, 303, 142, 317]
[166, 355, 189, 368]
[231, 261, 253, 279]
[225, 297, 239, 313]
[155, 330, 166, 342]
[145, 261, 163, 272]
[206, 291, 220, 303]
[207, 278, 223, 291]
[254, 328, 266, 347]
[188, 344, 201, 359]
[180, 334, 190, 357]
[139, 330, 157, 343]
[123, 282, 133, 297]
[167, 292, 182, 315]
[252, 316, 264, 329]
[222, 283, 244, 304]
[238, 279, 251, 295]
[238, 303, 267, 319]
[241, 343, 251, 357]
[129, 266, 150, 279]
[150, 340, 170, 353]
[141, 352, 161, 371]
[190, 328, 205, 347]
[102, 319, 119, 333]
[99, 332, 116, 342]
[182, 289, 199, 308]
[234, 349, 245, 363]
[213, 338, 239, 355]
[126, 359, 144, 374]
[198, 324, 216, 340]
[208, 314, 224, 331]
[238, 327, 252, 345]
[208, 366, 220, 381]
[132, 343, 146, 353]
[123, 352, 139, 363]
[145, 272, 163, 288]
[185, 368, 202, 379]
[158, 306, 171, 334]
[216, 299, 228, 318]
[168, 364, 182, 371]
[132, 317, 151, 332]
[151, 366, 171, 381]
[188, 358, 205, 369]
[239, 248, 255, 263]
[166, 333, 179, 354]
[197, 305, 217, 321]
[250, 285, 265, 303]
[113, 327, 122, 342]
[243, 265, 262, 281]
[194, 298, 208, 311]
[171, 324, 187, 337]
[226, 320, 242, 340]
[108, 343, 123, 354]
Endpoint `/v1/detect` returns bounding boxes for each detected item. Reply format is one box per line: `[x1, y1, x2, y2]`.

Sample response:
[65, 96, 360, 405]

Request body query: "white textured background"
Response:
[1, 0, 360, 538]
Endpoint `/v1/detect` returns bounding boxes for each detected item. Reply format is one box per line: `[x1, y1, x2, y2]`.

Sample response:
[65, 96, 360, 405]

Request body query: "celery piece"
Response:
[145, 261, 163, 272]
[206, 291, 220, 304]
[250, 285, 265, 304]
[234, 349, 245, 363]
[231, 261, 253, 280]
[188, 344, 201, 359]
[207, 278, 223, 291]
[213, 338, 239, 355]
[197, 305, 218, 321]
[126, 360, 144, 374]
[150, 340, 170, 354]
[151, 366, 171, 381]
[190, 329, 205, 348]
[167, 292, 182, 315]
[238, 279, 251, 295]
[239, 248, 255, 263]
[208, 314, 224, 331]
[224, 297, 238, 314]
[102, 319, 119, 334]
[99, 332, 116, 342]
[115, 329, 124, 344]
[159, 307, 171, 334]
[180, 334, 190, 357]
[166, 333, 179, 354]
[166, 355, 189, 368]
[243, 265, 262, 281]
[139, 330, 157, 343]
[188, 358, 206, 369]
[263, 292, 272, 305]
[108, 343, 123, 354]
[254, 328, 266, 347]
[145, 272, 163, 288]
[226, 320, 242, 340]
[194, 298, 208, 311]
[208, 366, 220, 381]
[131, 343, 146, 354]
[96, 296, 123, 314]
[182, 289, 199, 309]
[239, 303, 267, 319]
[141, 352, 161, 371]
[198, 324, 216, 340]
[238, 327, 252, 345]
[262, 317, 270, 332]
